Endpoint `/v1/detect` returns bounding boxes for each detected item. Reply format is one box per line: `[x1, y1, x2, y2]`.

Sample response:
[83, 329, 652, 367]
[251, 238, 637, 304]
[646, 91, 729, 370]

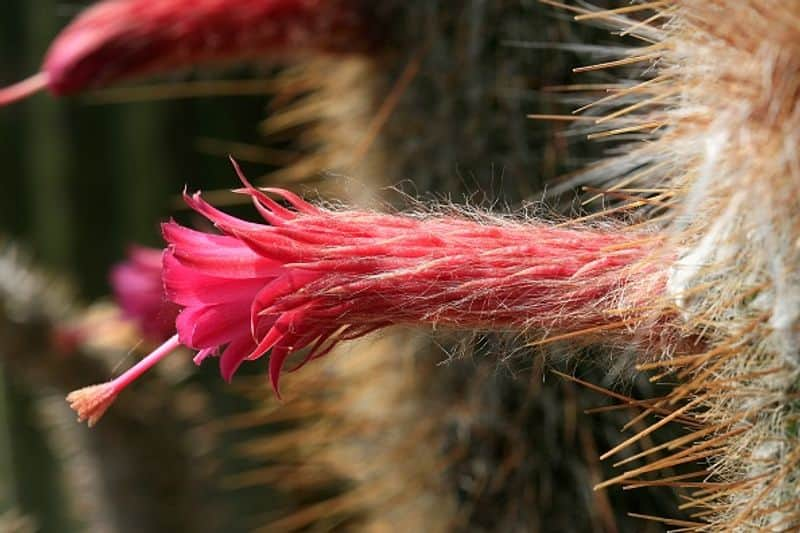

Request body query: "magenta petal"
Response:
[268, 344, 291, 398]
[182, 191, 269, 235]
[264, 319, 308, 397]
[162, 221, 246, 249]
[228, 157, 296, 224]
[232, 229, 314, 264]
[176, 302, 249, 349]
[219, 336, 255, 383]
[163, 252, 270, 306]
[163, 222, 282, 279]
[244, 320, 286, 362]
[286, 327, 336, 372]
[193, 347, 217, 366]
[249, 271, 319, 334]
[169, 247, 280, 279]
[244, 306, 307, 365]
[261, 187, 320, 216]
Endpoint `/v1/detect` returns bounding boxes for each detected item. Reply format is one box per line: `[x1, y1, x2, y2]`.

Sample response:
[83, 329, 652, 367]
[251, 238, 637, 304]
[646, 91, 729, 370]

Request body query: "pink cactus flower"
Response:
[110, 246, 180, 342]
[67, 160, 666, 426]
[0, 0, 379, 104]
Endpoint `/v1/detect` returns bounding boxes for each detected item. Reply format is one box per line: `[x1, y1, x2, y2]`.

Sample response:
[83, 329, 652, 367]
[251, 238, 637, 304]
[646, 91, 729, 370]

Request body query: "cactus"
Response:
[3, 0, 798, 531]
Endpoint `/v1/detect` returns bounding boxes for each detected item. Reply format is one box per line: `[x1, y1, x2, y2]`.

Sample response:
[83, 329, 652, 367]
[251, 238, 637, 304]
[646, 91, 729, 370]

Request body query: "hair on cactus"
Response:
[535, 1, 800, 529]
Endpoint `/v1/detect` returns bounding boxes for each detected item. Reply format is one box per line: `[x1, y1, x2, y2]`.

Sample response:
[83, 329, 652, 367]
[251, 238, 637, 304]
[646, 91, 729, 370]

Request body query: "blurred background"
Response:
[0, 2, 282, 531]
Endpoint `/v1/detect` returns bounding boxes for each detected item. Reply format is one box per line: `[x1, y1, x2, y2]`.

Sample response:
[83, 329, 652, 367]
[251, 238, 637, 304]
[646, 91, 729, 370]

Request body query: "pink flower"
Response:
[110, 246, 179, 342]
[68, 160, 665, 426]
[0, 0, 379, 105]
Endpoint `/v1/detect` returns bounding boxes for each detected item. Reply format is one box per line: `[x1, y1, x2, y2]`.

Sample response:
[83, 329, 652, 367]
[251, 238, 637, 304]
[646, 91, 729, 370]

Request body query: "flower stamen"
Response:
[67, 333, 181, 426]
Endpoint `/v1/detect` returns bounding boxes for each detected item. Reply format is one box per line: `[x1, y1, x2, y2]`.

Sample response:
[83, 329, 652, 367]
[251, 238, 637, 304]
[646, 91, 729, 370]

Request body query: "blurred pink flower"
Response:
[110, 246, 179, 342]
[1, 0, 379, 104]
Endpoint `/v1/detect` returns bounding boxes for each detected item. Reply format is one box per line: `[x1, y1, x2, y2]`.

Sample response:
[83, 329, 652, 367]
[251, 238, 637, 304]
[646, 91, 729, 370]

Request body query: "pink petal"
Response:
[219, 336, 256, 383]
[176, 301, 250, 349]
[193, 347, 217, 366]
[163, 252, 270, 306]
[249, 270, 320, 334]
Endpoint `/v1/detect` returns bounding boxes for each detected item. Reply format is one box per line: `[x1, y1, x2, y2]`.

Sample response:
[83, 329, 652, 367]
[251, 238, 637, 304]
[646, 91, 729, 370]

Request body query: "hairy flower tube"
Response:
[0, 0, 379, 105]
[68, 161, 667, 426]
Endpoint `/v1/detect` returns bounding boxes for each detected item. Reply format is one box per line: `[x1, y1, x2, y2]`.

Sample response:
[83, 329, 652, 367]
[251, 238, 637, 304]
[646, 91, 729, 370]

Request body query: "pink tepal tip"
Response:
[0, 73, 49, 106]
